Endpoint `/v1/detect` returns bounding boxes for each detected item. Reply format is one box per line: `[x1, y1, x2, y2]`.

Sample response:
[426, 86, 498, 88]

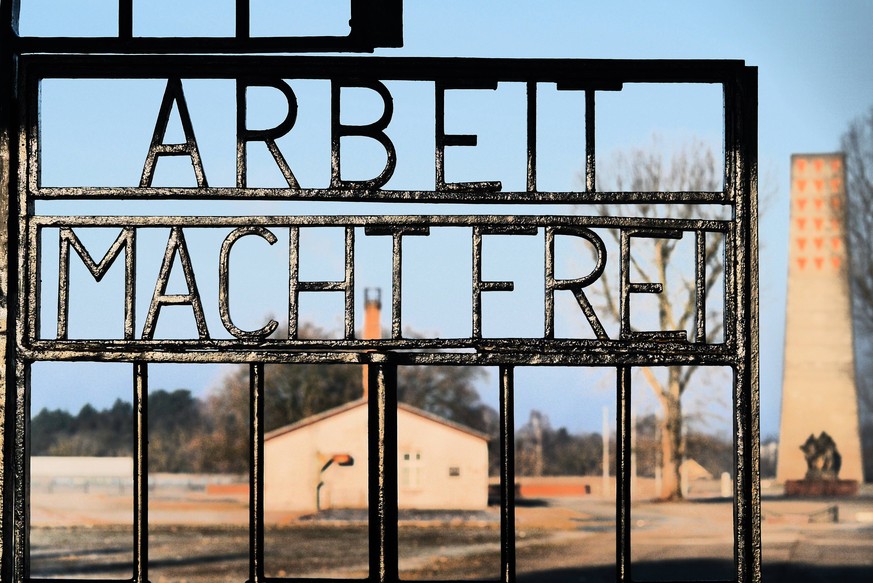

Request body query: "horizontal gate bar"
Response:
[30, 215, 731, 231]
[18, 345, 739, 366]
[20, 55, 748, 83]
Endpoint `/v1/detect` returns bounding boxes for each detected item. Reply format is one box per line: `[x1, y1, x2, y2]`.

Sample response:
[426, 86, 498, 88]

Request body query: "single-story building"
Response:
[264, 397, 489, 512]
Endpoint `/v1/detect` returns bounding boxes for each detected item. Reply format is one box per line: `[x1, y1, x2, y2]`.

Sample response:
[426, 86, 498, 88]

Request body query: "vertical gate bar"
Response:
[732, 67, 761, 583]
[472, 227, 483, 338]
[24, 71, 36, 198]
[434, 82, 446, 192]
[1, 1, 19, 572]
[344, 226, 355, 340]
[615, 366, 631, 583]
[55, 231, 70, 341]
[722, 81, 738, 350]
[118, 0, 133, 39]
[543, 227, 555, 339]
[747, 65, 762, 583]
[236, 0, 250, 39]
[288, 227, 300, 339]
[123, 229, 136, 340]
[619, 231, 631, 339]
[249, 363, 265, 583]
[11, 35, 26, 582]
[390, 233, 402, 339]
[722, 80, 735, 207]
[727, 73, 744, 583]
[18, 64, 32, 361]
[526, 82, 536, 192]
[723, 231, 737, 349]
[499, 365, 515, 583]
[584, 90, 596, 193]
[11, 358, 28, 582]
[236, 79, 245, 188]
[26, 224, 38, 349]
[695, 230, 706, 343]
[133, 362, 148, 583]
[368, 362, 398, 583]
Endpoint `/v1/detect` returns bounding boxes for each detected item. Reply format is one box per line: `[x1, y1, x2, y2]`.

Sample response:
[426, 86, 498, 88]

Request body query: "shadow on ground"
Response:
[519, 559, 873, 583]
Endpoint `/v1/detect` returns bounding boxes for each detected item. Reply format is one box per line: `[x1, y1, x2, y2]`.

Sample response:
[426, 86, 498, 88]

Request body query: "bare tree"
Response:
[585, 135, 725, 500]
[841, 106, 873, 481]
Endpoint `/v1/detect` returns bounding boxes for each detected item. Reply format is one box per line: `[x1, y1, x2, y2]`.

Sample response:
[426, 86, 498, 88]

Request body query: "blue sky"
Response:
[21, 1, 873, 439]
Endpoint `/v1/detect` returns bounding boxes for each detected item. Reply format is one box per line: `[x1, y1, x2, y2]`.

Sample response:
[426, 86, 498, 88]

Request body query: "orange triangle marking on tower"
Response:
[798, 257, 807, 270]
[832, 256, 841, 269]
[831, 159, 841, 172]
[831, 196, 841, 209]
[831, 237, 841, 250]
[814, 179, 824, 193]
[814, 218, 824, 230]
[797, 237, 807, 249]
[814, 159, 824, 172]
[814, 237, 824, 249]
[831, 218, 840, 232]
[797, 218, 807, 230]
[797, 159, 807, 172]
[797, 179, 807, 193]
[814, 198, 824, 210]
[797, 197, 807, 210]
[814, 257, 824, 269]
[830, 178, 841, 192]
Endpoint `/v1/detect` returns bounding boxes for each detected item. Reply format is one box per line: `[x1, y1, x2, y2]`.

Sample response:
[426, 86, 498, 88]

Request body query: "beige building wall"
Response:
[777, 153, 864, 483]
[265, 403, 369, 512]
[264, 401, 488, 512]
[395, 406, 489, 510]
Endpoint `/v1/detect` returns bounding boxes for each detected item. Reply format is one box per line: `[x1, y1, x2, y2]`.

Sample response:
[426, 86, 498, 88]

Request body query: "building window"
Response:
[448, 466, 460, 477]
[400, 451, 422, 489]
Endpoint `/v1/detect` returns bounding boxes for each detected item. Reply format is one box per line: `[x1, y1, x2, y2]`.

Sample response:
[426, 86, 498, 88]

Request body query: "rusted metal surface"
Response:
[0, 5, 759, 583]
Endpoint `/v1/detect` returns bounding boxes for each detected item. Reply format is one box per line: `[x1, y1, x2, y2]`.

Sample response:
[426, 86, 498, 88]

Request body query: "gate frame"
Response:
[0, 5, 759, 583]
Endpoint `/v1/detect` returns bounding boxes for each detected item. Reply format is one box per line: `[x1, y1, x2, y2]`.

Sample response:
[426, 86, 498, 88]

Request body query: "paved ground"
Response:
[510, 493, 873, 582]
[29, 483, 873, 582]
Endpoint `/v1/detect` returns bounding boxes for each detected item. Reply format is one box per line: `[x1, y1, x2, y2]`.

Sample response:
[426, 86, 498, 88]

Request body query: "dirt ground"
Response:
[28, 483, 873, 582]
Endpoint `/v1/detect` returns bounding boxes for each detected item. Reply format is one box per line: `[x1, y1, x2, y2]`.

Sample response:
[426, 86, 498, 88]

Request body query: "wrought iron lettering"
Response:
[140, 78, 208, 189]
[331, 80, 398, 190]
[219, 226, 280, 340]
[619, 228, 688, 342]
[236, 79, 300, 189]
[141, 226, 209, 340]
[57, 227, 135, 340]
[545, 225, 609, 341]
[34, 216, 729, 358]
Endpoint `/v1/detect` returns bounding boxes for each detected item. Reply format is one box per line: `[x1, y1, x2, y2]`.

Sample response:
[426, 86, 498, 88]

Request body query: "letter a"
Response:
[142, 228, 210, 340]
[140, 78, 208, 188]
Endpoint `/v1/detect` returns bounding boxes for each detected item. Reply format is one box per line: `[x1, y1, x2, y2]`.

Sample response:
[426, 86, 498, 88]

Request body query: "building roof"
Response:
[264, 398, 490, 442]
[680, 458, 714, 480]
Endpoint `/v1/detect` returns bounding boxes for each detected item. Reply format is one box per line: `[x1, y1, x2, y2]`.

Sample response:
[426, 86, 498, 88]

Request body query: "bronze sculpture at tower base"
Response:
[784, 432, 859, 497]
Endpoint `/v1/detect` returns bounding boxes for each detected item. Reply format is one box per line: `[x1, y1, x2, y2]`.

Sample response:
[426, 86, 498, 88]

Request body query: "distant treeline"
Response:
[32, 389, 223, 473]
[515, 410, 733, 479]
[33, 390, 732, 479]
[31, 360, 497, 474]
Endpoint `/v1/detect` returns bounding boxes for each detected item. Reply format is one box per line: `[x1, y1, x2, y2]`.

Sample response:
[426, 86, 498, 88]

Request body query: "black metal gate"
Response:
[0, 3, 759, 582]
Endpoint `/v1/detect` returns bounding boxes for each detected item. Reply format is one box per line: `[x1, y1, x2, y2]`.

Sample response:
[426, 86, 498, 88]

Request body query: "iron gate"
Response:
[0, 3, 759, 583]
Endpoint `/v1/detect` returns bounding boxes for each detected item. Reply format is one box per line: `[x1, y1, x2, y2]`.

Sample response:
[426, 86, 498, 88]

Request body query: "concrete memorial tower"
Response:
[777, 153, 864, 489]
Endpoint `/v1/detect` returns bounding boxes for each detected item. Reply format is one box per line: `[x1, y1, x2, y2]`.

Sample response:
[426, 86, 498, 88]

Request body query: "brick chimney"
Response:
[361, 288, 382, 398]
